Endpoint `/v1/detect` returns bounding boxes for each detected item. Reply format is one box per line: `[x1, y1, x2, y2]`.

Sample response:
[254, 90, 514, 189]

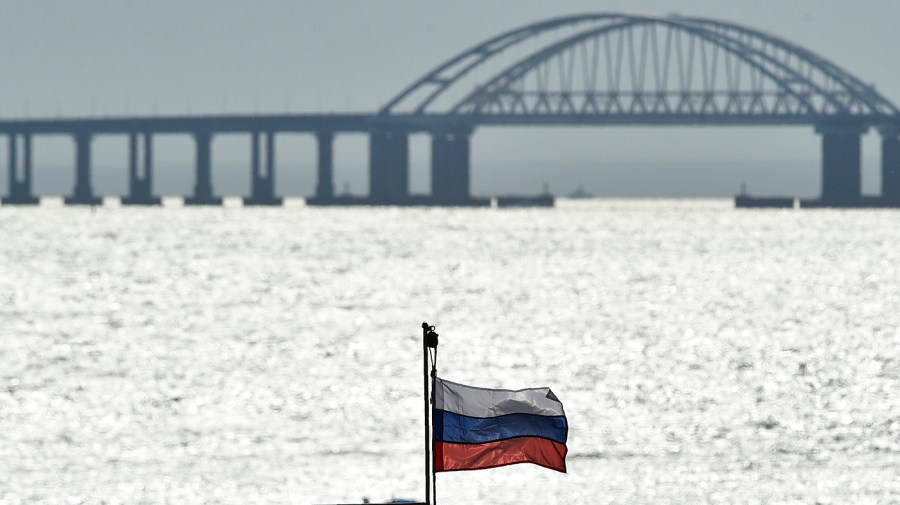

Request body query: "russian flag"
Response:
[433, 378, 568, 473]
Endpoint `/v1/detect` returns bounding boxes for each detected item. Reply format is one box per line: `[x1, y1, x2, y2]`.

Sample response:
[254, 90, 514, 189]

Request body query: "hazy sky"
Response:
[2, 0, 899, 196]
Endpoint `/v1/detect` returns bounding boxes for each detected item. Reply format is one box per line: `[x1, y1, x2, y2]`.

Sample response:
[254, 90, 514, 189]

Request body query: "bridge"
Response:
[3, 13, 900, 207]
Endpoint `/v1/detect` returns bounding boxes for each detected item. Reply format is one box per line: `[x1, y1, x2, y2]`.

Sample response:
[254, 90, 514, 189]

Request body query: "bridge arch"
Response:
[379, 14, 898, 120]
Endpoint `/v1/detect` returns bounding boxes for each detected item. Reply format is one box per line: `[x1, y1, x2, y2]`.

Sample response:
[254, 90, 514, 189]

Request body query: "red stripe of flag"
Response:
[435, 437, 567, 473]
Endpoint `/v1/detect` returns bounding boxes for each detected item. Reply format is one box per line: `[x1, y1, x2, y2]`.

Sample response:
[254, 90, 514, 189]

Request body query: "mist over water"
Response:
[1, 200, 898, 504]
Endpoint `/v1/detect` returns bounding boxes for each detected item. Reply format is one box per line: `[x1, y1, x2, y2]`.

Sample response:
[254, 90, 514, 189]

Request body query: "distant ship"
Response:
[567, 184, 594, 199]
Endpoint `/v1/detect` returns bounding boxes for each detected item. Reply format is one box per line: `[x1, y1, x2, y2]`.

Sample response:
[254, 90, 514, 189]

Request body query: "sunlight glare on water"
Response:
[0, 200, 898, 504]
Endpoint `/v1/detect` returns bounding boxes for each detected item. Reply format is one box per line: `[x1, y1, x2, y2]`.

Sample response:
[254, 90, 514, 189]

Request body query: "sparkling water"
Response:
[1, 200, 898, 504]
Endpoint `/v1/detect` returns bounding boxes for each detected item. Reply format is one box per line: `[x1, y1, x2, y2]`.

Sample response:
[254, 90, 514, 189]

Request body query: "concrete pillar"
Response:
[122, 132, 160, 205]
[315, 131, 334, 201]
[143, 132, 153, 193]
[65, 132, 102, 206]
[244, 131, 282, 206]
[3, 133, 39, 205]
[7, 134, 15, 188]
[185, 131, 221, 205]
[263, 131, 278, 203]
[818, 125, 862, 204]
[369, 130, 409, 204]
[21, 134, 30, 194]
[251, 131, 260, 173]
[882, 131, 900, 204]
[128, 132, 138, 181]
[431, 130, 471, 204]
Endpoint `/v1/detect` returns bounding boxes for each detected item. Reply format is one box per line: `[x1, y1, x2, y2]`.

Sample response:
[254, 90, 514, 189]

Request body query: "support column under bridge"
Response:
[882, 128, 900, 204]
[122, 132, 161, 205]
[431, 129, 472, 204]
[305, 131, 337, 205]
[4, 133, 39, 205]
[244, 131, 282, 206]
[813, 124, 864, 206]
[185, 131, 222, 206]
[65, 132, 102, 206]
[369, 129, 409, 204]
[315, 131, 334, 201]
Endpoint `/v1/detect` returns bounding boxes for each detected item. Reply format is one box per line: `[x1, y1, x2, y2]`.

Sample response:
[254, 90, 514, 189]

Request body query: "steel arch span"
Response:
[379, 13, 899, 126]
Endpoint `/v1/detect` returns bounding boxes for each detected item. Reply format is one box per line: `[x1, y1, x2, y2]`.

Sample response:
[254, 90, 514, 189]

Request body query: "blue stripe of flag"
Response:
[434, 409, 568, 445]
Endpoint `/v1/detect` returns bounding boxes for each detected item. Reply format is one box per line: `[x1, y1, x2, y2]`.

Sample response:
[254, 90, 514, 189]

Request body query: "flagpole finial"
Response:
[422, 322, 439, 349]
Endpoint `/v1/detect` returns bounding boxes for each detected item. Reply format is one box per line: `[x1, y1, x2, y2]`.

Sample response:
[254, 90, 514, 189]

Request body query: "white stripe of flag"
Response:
[435, 377, 566, 418]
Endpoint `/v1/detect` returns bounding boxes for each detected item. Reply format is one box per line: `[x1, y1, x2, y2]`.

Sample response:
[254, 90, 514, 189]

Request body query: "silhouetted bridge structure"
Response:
[3, 14, 900, 208]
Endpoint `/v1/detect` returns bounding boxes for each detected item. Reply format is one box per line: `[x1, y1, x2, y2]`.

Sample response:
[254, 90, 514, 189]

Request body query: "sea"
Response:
[1, 199, 898, 504]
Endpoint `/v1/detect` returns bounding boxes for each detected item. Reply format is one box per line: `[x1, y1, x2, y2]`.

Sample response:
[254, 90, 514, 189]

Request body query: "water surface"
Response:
[1, 200, 898, 504]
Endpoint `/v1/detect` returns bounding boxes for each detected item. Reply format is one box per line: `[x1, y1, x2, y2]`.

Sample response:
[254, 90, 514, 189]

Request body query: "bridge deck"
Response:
[0, 113, 897, 135]
[0, 114, 380, 135]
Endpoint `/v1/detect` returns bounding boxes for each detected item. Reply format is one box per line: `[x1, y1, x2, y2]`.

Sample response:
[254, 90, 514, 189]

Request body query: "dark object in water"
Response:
[496, 195, 555, 207]
[735, 195, 795, 208]
[568, 184, 594, 199]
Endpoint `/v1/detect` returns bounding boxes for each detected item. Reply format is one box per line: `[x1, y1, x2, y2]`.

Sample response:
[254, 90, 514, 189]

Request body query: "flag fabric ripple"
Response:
[433, 377, 568, 473]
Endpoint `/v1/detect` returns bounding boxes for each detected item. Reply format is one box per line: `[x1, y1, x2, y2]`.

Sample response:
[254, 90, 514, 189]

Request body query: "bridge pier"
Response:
[315, 131, 334, 201]
[122, 132, 161, 205]
[882, 128, 900, 204]
[431, 129, 471, 204]
[817, 125, 863, 205]
[184, 131, 222, 206]
[369, 129, 409, 204]
[244, 131, 282, 206]
[4, 133, 39, 205]
[65, 132, 102, 206]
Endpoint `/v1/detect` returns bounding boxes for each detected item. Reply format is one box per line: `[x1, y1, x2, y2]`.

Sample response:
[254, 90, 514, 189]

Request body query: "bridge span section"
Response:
[380, 13, 900, 207]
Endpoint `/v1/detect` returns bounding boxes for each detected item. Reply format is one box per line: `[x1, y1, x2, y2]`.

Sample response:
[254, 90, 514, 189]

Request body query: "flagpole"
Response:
[422, 322, 432, 505]
[431, 357, 437, 505]
[422, 322, 439, 505]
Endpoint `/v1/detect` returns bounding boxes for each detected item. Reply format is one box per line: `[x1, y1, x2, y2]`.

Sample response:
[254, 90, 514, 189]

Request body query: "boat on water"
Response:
[567, 184, 594, 199]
